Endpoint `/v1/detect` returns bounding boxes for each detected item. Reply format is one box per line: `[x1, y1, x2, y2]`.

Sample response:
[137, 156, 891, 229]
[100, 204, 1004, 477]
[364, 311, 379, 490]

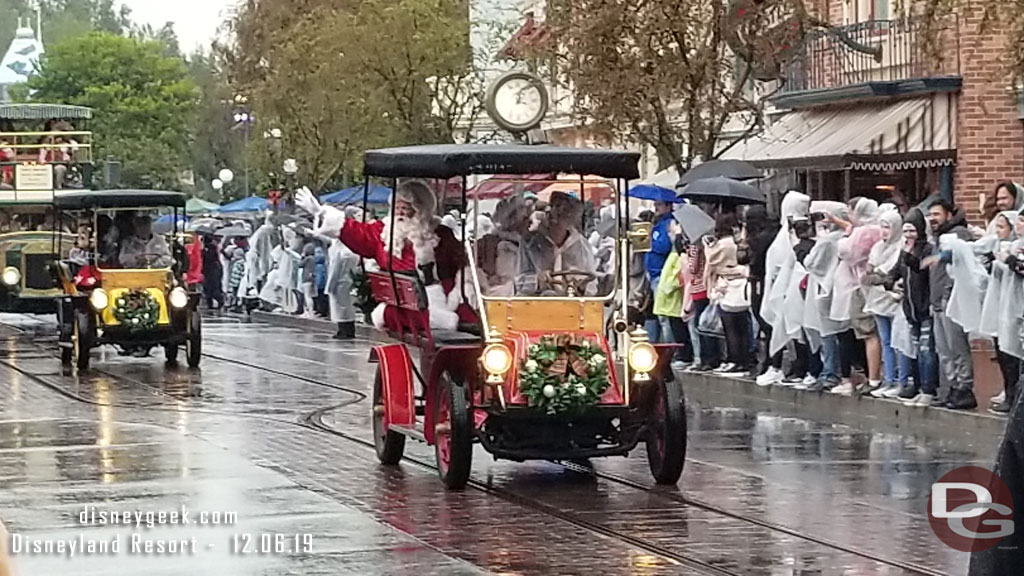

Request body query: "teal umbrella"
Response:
[186, 197, 220, 215]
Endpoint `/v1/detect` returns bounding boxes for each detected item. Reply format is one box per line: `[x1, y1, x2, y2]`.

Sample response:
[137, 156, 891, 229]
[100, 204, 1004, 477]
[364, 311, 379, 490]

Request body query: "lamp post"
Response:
[232, 94, 254, 198]
[211, 178, 224, 203]
[283, 158, 298, 213]
[264, 128, 283, 199]
[218, 169, 234, 203]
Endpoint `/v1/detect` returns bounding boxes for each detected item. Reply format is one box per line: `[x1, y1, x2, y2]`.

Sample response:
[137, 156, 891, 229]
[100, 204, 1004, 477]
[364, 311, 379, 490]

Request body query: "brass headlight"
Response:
[629, 342, 657, 374]
[1, 266, 20, 286]
[482, 343, 513, 377]
[89, 288, 109, 310]
[169, 287, 189, 309]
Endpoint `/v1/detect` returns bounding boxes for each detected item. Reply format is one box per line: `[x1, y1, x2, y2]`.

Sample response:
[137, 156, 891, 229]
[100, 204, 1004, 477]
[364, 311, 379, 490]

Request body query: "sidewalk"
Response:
[250, 311, 1009, 453]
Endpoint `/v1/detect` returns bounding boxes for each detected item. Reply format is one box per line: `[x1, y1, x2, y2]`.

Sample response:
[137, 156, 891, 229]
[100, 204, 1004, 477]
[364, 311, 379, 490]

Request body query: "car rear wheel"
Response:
[434, 372, 472, 490]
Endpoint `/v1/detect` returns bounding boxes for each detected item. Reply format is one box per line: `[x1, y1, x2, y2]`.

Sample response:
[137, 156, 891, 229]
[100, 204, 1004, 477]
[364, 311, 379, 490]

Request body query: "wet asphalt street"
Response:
[0, 313, 993, 575]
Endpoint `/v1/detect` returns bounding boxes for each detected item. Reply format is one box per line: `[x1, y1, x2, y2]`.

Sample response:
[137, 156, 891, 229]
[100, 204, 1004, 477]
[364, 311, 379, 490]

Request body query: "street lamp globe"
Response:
[219, 169, 235, 184]
[283, 159, 298, 175]
[211, 179, 223, 191]
[269, 128, 282, 139]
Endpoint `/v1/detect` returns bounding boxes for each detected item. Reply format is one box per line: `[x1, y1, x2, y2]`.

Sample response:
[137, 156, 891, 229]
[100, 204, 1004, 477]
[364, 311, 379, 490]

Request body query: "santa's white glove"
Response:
[296, 187, 346, 239]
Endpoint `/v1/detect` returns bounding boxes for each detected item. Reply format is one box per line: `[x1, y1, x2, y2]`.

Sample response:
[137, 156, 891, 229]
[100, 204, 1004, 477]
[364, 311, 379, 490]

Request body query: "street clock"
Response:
[484, 70, 550, 135]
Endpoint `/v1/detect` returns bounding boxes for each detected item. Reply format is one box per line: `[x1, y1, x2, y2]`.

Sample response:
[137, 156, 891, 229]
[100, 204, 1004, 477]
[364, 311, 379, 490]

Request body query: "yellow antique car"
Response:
[53, 190, 200, 371]
[0, 227, 74, 312]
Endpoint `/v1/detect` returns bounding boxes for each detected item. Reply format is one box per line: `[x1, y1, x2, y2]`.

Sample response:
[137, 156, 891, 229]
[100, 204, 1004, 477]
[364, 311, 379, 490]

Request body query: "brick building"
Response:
[720, 1, 1023, 221]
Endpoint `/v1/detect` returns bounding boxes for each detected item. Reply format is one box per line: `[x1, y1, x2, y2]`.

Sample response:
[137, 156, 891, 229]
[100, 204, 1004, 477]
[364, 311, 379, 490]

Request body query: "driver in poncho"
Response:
[295, 181, 477, 333]
[118, 214, 173, 269]
[515, 191, 597, 296]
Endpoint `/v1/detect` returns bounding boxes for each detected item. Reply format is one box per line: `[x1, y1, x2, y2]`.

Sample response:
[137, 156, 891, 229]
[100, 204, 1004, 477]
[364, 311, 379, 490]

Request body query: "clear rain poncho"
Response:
[939, 232, 991, 337]
[830, 198, 883, 322]
[515, 227, 597, 296]
[802, 202, 851, 350]
[762, 191, 810, 355]
[863, 208, 904, 318]
[978, 211, 1024, 358]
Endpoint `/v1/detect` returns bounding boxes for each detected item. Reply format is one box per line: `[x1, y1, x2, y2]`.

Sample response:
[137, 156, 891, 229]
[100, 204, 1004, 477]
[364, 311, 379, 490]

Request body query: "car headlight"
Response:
[89, 288, 108, 310]
[481, 343, 512, 375]
[169, 287, 189, 309]
[1, 266, 20, 286]
[628, 342, 657, 374]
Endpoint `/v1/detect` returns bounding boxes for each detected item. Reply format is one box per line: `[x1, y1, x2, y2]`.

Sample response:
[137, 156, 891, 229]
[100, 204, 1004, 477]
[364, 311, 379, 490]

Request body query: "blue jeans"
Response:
[908, 318, 939, 395]
[645, 276, 662, 342]
[874, 315, 900, 384]
[820, 334, 840, 383]
[688, 298, 720, 367]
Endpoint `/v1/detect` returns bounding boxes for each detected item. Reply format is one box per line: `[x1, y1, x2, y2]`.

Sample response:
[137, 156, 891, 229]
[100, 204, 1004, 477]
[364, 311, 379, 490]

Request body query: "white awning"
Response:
[719, 93, 957, 171]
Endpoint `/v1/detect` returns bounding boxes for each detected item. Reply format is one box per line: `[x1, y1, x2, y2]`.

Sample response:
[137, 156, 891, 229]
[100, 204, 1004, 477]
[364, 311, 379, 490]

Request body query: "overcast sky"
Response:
[120, 0, 236, 52]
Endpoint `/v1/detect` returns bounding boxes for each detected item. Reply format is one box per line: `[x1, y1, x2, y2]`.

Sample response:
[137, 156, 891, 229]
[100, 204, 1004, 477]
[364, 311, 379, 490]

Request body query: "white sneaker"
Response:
[881, 385, 904, 398]
[991, 391, 1006, 404]
[713, 362, 736, 374]
[757, 367, 783, 387]
[830, 382, 855, 396]
[911, 393, 935, 407]
[793, 374, 816, 390]
[870, 383, 896, 398]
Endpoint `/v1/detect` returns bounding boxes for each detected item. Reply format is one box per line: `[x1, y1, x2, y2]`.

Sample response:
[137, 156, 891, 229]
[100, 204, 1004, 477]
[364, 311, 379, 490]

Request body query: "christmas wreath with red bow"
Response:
[519, 334, 610, 415]
[113, 289, 160, 332]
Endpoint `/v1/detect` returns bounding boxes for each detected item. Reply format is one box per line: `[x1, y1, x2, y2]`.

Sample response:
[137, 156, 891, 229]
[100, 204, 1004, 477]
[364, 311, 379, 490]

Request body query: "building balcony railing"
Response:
[779, 17, 960, 95]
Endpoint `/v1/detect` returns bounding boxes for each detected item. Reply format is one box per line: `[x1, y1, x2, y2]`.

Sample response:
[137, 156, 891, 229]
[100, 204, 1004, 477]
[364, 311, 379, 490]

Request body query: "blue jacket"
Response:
[644, 212, 674, 282]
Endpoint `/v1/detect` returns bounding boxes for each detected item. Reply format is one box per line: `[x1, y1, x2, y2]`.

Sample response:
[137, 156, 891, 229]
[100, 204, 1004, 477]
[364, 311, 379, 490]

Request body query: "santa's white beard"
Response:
[380, 216, 438, 261]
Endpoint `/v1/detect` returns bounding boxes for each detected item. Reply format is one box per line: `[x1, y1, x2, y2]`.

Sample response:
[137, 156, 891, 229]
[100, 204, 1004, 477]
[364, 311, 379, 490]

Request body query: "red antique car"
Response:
[363, 144, 686, 490]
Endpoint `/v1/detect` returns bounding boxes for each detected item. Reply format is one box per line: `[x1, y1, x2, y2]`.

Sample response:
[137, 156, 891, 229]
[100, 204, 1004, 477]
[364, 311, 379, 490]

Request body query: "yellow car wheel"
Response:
[186, 312, 202, 369]
[73, 310, 92, 372]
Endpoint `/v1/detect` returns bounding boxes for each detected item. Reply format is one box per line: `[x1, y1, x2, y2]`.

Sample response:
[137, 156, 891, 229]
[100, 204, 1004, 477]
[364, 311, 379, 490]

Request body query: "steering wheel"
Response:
[136, 253, 169, 266]
[546, 269, 596, 296]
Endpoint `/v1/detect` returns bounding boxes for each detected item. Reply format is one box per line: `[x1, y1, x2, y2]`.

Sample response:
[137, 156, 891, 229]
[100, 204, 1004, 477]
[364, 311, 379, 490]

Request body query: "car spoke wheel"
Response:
[372, 367, 405, 465]
[434, 373, 472, 490]
[646, 378, 687, 485]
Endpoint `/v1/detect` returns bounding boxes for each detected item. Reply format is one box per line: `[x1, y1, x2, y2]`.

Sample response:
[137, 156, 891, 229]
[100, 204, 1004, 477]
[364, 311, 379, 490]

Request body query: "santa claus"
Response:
[295, 181, 476, 333]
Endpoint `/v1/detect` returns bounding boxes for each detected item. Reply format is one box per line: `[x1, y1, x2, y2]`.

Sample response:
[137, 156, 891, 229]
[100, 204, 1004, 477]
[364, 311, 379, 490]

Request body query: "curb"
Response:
[249, 310, 1006, 452]
[679, 370, 1006, 453]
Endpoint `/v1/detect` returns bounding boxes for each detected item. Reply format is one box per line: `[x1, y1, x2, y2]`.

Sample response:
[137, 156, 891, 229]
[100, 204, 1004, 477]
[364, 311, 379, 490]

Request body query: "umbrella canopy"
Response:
[672, 203, 716, 241]
[677, 160, 762, 187]
[628, 184, 679, 203]
[677, 176, 766, 205]
[214, 224, 251, 238]
[185, 197, 220, 215]
[320, 184, 392, 205]
[217, 196, 269, 213]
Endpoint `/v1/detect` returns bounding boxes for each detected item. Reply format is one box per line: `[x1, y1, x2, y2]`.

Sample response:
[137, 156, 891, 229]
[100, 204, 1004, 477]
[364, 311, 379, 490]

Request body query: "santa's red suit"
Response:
[338, 218, 477, 332]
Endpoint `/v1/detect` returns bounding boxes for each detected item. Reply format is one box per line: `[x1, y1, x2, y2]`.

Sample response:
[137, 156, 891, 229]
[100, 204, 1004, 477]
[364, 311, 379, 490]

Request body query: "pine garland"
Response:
[518, 334, 611, 415]
[113, 289, 160, 332]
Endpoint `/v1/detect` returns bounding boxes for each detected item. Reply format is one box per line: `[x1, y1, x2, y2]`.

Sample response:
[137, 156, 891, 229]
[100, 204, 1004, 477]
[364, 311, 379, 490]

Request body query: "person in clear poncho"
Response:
[863, 209, 909, 398]
[977, 211, 1024, 414]
[515, 191, 597, 296]
[477, 196, 531, 297]
[755, 191, 809, 387]
[118, 214, 173, 269]
[801, 201, 852, 391]
[827, 198, 885, 396]
[259, 226, 301, 313]
[238, 213, 276, 301]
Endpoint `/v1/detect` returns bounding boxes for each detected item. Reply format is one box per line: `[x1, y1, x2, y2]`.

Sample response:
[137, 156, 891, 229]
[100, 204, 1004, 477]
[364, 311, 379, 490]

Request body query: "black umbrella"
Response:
[677, 159, 762, 187]
[677, 176, 766, 205]
[672, 203, 715, 241]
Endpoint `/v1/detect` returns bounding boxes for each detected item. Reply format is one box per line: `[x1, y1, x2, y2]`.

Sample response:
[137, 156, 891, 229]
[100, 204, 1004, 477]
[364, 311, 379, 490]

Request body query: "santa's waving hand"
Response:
[296, 187, 346, 239]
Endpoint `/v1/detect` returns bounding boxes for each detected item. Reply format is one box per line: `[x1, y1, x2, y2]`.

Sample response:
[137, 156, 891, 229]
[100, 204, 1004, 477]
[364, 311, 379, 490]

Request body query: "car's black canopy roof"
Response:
[363, 144, 641, 179]
[54, 189, 187, 209]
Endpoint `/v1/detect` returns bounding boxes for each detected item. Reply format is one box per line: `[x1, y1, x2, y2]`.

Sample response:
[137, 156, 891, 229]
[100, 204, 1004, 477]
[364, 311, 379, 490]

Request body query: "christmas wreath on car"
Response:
[518, 334, 610, 415]
[113, 289, 159, 332]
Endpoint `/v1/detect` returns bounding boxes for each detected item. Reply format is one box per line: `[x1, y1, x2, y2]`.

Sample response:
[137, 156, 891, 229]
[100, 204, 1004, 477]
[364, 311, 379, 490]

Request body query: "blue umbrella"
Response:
[217, 196, 270, 213]
[628, 184, 680, 203]
[320, 184, 392, 205]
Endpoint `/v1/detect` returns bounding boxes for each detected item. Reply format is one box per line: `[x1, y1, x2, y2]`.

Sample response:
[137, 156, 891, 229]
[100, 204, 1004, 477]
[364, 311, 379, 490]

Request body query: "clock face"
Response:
[485, 71, 549, 133]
